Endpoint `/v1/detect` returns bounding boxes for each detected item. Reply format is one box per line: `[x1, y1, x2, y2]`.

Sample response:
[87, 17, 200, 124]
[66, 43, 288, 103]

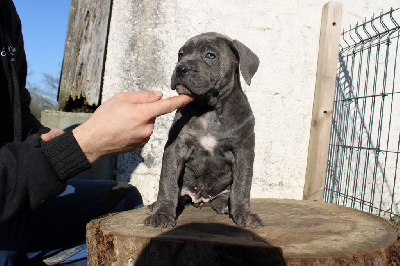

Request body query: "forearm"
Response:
[0, 132, 90, 224]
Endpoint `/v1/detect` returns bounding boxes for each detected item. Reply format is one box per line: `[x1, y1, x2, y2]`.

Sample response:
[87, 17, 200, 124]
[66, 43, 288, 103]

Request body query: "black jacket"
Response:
[0, 0, 90, 224]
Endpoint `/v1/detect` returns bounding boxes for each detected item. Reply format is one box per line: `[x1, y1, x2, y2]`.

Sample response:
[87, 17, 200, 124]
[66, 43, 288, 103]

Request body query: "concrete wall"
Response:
[101, 0, 398, 204]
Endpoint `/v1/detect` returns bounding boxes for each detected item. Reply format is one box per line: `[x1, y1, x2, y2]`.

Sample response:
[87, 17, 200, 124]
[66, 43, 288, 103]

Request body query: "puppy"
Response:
[144, 32, 263, 228]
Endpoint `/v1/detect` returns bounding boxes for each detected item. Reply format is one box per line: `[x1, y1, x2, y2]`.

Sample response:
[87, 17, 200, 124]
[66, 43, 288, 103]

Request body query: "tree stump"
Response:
[86, 199, 399, 265]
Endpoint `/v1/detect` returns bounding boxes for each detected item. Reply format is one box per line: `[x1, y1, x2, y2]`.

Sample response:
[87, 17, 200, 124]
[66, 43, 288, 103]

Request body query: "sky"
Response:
[13, 0, 71, 87]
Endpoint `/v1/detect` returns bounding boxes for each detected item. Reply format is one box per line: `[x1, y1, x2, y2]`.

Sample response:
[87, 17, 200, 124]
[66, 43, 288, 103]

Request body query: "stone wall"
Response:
[101, 0, 397, 204]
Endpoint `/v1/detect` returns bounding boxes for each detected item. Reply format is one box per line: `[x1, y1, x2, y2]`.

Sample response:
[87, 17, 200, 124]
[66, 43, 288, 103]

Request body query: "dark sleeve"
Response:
[0, 131, 90, 224]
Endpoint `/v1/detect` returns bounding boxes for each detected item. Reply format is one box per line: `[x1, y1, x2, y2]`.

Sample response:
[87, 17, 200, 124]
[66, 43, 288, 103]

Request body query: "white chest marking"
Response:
[199, 117, 208, 129]
[199, 134, 217, 154]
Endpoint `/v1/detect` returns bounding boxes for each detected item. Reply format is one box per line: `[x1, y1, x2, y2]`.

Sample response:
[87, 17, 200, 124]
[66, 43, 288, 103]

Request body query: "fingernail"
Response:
[153, 91, 163, 97]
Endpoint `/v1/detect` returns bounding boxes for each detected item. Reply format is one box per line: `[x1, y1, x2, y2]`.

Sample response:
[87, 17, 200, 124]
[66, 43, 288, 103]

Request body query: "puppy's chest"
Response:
[184, 111, 232, 154]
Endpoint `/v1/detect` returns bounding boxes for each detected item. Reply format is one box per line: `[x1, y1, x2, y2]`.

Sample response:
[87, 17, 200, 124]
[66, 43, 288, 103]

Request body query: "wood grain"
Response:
[58, 0, 112, 109]
[87, 199, 399, 265]
[303, 2, 343, 200]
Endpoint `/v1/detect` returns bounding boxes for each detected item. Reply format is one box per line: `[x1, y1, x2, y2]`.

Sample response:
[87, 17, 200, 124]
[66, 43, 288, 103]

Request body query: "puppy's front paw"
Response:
[231, 212, 264, 228]
[144, 213, 176, 228]
[147, 202, 155, 212]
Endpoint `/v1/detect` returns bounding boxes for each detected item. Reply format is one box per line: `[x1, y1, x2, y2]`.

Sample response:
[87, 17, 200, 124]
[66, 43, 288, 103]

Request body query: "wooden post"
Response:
[58, 0, 112, 109]
[303, 2, 342, 200]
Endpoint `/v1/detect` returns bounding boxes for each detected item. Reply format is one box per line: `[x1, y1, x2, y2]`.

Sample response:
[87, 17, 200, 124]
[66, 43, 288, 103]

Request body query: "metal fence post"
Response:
[303, 2, 343, 200]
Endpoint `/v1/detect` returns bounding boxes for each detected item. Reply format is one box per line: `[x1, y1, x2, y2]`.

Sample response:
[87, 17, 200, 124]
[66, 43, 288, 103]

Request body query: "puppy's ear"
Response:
[232, 40, 259, 86]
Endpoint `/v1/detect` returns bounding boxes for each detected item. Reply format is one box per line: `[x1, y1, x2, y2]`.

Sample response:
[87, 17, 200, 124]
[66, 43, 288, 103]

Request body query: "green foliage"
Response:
[391, 216, 400, 227]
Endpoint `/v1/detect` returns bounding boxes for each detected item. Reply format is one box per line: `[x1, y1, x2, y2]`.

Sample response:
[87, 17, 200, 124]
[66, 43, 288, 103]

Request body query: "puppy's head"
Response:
[171, 32, 259, 105]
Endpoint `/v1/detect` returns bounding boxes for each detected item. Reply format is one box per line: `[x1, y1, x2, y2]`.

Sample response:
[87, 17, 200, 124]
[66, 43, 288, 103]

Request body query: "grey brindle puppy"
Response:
[144, 32, 264, 228]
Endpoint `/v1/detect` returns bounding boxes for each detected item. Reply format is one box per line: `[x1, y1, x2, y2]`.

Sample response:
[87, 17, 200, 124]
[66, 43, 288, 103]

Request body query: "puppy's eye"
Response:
[178, 52, 184, 60]
[205, 53, 216, 59]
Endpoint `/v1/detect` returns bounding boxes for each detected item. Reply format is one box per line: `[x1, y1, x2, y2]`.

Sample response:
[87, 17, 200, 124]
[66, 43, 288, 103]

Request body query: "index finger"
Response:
[115, 90, 163, 104]
[147, 94, 194, 117]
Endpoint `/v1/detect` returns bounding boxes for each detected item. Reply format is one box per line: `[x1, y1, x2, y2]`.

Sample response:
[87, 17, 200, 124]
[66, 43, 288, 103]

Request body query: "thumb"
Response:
[41, 128, 65, 141]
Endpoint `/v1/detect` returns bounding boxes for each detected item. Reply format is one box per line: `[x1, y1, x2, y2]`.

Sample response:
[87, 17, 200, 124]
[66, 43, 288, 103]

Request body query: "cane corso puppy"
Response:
[144, 32, 263, 228]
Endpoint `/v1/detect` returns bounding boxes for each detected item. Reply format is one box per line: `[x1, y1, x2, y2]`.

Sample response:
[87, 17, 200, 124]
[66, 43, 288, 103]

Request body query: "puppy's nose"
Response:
[176, 65, 190, 77]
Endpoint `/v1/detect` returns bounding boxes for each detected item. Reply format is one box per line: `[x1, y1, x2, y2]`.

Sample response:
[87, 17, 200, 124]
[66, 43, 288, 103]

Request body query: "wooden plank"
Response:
[303, 2, 342, 200]
[58, 0, 112, 109]
[86, 199, 399, 265]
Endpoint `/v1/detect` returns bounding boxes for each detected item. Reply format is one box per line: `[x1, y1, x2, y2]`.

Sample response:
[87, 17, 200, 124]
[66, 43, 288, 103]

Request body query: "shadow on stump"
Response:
[135, 223, 286, 266]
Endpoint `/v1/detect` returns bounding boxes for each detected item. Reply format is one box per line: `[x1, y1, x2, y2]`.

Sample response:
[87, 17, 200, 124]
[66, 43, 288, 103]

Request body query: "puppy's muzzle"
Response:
[176, 64, 191, 77]
[174, 64, 193, 95]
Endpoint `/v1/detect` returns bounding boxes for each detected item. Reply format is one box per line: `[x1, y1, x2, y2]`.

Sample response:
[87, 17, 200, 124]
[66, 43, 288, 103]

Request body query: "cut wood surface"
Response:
[86, 199, 399, 265]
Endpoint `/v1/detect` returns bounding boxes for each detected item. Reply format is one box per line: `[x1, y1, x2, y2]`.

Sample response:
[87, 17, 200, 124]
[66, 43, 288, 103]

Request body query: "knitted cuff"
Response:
[41, 130, 90, 181]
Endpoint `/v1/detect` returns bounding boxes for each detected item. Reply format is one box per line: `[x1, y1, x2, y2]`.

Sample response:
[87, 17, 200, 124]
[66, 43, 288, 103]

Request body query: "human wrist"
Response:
[72, 126, 101, 164]
[41, 130, 90, 181]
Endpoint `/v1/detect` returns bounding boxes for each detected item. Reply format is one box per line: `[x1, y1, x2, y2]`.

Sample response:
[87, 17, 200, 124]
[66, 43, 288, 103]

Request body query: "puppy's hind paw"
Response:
[210, 198, 229, 215]
[231, 212, 264, 228]
[144, 213, 177, 228]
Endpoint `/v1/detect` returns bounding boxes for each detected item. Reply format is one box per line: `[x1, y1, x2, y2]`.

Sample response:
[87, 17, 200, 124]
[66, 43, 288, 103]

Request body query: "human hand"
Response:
[41, 128, 65, 141]
[72, 90, 193, 163]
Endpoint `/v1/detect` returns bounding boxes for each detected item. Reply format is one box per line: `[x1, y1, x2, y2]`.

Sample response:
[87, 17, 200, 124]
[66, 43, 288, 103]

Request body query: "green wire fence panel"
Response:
[324, 8, 400, 221]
